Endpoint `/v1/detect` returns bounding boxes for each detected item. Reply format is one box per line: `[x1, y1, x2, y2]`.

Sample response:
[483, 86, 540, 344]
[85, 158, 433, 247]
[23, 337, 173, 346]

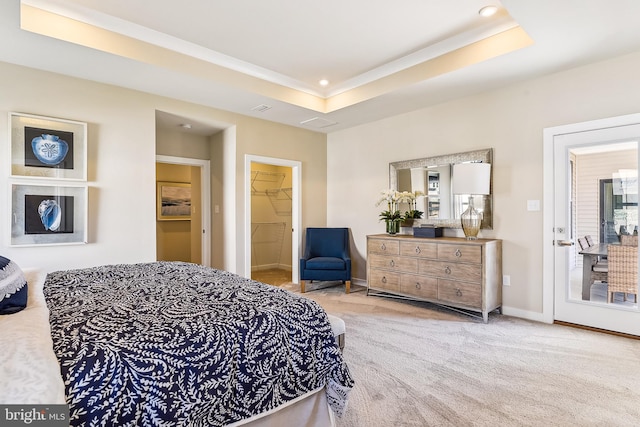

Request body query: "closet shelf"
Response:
[266, 188, 292, 215]
[251, 171, 285, 194]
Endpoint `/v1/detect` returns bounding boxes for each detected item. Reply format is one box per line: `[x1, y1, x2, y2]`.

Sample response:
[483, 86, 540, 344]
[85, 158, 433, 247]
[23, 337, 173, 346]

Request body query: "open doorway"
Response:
[244, 155, 301, 286]
[155, 156, 211, 266]
[250, 163, 292, 285]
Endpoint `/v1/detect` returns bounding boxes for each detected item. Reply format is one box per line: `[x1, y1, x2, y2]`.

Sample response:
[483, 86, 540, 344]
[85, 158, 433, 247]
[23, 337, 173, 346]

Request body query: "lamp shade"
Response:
[452, 163, 491, 195]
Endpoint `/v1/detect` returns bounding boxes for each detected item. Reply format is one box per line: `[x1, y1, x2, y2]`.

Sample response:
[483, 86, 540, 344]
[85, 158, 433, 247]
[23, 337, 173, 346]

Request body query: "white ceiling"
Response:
[3, 0, 640, 134]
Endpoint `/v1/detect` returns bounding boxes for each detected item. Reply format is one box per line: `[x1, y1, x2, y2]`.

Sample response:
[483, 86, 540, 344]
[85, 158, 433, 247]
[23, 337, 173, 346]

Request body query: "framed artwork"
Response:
[9, 112, 87, 181]
[157, 182, 192, 221]
[10, 183, 88, 246]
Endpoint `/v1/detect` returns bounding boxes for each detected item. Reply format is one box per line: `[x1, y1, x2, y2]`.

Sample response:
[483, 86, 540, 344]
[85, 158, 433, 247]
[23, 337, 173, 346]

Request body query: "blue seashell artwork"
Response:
[38, 199, 62, 231]
[31, 134, 69, 165]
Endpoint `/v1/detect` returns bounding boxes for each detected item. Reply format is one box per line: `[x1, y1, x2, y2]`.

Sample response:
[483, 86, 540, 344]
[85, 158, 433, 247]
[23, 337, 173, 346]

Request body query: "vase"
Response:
[385, 219, 400, 235]
[461, 196, 481, 240]
[399, 218, 414, 235]
[400, 219, 415, 228]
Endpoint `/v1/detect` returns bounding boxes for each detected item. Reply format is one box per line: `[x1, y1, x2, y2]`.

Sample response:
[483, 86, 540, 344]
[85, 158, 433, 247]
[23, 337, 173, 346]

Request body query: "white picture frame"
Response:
[10, 183, 88, 246]
[9, 112, 88, 181]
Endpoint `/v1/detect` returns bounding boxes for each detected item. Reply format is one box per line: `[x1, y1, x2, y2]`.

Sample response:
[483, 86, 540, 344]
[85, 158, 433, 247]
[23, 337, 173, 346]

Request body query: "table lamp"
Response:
[452, 162, 491, 240]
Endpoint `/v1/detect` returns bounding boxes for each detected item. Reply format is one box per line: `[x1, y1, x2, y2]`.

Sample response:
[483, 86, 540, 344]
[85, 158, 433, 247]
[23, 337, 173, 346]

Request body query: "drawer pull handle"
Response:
[444, 266, 451, 275]
[415, 246, 421, 254]
[455, 249, 462, 258]
[382, 276, 387, 284]
[415, 282, 421, 289]
[390, 260, 395, 267]
[456, 288, 463, 297]
[381, 243, 386, 251]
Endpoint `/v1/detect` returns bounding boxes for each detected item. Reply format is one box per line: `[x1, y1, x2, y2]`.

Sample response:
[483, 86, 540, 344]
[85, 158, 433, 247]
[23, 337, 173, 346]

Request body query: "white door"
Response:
[551, 121, 640, 336]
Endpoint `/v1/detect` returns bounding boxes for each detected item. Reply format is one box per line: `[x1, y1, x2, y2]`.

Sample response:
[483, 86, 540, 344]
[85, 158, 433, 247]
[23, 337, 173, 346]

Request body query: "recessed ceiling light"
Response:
[319, 79, 329, 87]
[478, 5, 498, 17]
[180, 123, 192, 129]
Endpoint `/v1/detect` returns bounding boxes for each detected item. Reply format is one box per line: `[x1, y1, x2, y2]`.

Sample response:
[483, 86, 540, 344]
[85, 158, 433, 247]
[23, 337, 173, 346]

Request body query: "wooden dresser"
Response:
[366, 234, 502, 322]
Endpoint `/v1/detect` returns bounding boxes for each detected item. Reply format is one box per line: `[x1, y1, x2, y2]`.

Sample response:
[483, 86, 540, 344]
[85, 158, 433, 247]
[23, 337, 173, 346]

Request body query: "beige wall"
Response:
[156, 125, 213, 160]
[0, 61, 327, 275]
[327, 50, 640, 318]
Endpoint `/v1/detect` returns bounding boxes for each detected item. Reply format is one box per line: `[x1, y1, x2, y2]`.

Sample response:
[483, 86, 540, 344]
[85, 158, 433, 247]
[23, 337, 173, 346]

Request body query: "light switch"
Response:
[527, 200, 540, 211]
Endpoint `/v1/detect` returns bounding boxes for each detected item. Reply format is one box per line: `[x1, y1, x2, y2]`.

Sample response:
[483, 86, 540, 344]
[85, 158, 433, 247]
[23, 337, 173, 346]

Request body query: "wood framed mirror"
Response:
[389, 148, 493, 229]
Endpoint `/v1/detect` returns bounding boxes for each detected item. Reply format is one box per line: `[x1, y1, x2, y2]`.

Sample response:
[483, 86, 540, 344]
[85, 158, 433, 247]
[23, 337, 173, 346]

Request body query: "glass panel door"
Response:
[554, 124, 640, 336]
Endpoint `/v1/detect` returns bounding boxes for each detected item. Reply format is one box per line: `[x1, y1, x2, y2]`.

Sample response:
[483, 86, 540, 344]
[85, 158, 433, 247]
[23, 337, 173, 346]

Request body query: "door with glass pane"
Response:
[553, 123, 640, 336]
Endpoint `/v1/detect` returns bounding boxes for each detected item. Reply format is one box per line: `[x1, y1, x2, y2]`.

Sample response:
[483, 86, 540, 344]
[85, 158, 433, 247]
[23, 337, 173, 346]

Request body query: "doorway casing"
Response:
[156, 155, 211, 267]
[543, 112, 640, 327]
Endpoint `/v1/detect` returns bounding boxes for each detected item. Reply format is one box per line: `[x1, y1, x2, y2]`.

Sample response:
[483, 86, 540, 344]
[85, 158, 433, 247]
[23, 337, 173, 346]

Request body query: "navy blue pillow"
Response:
[0, 256, 28, 315]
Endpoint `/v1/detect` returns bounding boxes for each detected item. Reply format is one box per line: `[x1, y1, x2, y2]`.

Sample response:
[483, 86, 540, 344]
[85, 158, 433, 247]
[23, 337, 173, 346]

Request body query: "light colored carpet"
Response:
[281, 281, 640, 427]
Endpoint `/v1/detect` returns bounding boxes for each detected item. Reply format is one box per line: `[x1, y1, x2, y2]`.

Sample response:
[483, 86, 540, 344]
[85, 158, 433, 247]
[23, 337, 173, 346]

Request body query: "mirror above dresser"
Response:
[389, 148, 493, 229]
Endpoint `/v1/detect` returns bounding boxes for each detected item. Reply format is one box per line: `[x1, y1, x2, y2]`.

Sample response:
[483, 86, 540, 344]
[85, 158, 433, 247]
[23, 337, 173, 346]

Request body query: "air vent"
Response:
[300, 117, 338, 129]
[251, 104, 272, 112]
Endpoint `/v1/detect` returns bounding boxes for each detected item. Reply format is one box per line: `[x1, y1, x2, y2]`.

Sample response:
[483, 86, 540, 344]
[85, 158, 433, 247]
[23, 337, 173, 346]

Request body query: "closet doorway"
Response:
[245, 156, 301, 286]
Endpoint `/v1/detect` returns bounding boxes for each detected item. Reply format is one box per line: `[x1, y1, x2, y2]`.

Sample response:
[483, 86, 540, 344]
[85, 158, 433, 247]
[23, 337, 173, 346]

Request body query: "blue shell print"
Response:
[38, 199, 62, 231]
[31, 134, 69, 165]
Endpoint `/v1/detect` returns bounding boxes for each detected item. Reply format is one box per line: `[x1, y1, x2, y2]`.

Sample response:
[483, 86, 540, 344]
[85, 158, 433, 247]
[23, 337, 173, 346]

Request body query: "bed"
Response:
[1, 261, 353, 426]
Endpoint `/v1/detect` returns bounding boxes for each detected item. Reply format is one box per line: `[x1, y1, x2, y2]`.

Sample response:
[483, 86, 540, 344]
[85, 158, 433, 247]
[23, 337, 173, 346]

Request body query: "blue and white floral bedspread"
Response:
[43, 262, 353, 426]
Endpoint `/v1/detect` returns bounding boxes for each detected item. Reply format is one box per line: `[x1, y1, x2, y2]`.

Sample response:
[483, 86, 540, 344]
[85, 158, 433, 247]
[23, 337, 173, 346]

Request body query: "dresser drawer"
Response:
[368, 238, 400, 255]
[400, 241, 437, 258]
[369, 269, 400, 292]
[369, 254, 418, 273]
[437, 244, 482, 264]
[400, 274, 437, 299]
[419, 259, 482, 283]
[438, 279, 481, 307]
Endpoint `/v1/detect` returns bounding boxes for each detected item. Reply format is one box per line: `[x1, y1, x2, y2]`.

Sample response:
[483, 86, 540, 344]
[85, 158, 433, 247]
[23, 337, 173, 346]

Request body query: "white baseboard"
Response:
[349, 277, 367, 288]
[251, 264, 292, 272]
[500, 306, 550, 324]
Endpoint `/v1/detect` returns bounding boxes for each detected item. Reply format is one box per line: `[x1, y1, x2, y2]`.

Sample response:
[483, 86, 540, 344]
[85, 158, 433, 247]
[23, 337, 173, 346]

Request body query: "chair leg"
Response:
[607, 291, 613, 303]
[345, 280, 351, 294]
[300, 280, 306, 293]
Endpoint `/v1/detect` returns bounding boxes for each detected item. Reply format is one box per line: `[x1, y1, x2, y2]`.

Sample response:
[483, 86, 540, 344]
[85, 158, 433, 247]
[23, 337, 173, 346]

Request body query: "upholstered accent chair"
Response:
[299, 227, 351, 294]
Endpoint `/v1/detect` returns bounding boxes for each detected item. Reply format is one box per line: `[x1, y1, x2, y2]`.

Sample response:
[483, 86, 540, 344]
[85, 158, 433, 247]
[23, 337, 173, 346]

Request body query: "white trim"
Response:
[156, 155, 211, 267]
[244, 155, 301, 282]
[501, 306, 549, 324]
[542, 113, 640, 325]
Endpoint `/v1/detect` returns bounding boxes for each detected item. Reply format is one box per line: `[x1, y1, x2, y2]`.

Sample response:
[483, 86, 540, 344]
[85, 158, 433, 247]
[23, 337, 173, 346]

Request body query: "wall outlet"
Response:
[527, 200, 541, 211]
[503, 275, 511, 286]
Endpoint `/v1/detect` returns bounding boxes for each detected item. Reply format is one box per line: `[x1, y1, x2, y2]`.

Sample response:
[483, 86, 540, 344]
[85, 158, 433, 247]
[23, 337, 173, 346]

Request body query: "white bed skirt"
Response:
[234, 387, 335, 427]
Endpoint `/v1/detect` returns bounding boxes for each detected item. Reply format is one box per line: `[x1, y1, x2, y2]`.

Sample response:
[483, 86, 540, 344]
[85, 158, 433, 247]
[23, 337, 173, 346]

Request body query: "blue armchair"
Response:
[299, 227, 351, 293]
